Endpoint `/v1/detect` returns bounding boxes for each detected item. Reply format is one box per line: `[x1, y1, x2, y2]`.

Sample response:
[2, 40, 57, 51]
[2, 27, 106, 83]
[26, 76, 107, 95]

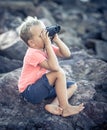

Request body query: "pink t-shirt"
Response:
[18, 45, 58, 93]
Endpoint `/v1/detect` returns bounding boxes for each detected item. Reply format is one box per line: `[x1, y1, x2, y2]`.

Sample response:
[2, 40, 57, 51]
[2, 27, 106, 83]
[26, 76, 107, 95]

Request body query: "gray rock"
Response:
[35, 6, 56, 24]
[0, 40, 27, 61]
[0, 30, 27, 60]
[60, 50, 107, 84]
[0, 0, 107, 129]
[0, 56, 22, 73]
[0, 53, 107, 129]
[95, 40, 107, 61]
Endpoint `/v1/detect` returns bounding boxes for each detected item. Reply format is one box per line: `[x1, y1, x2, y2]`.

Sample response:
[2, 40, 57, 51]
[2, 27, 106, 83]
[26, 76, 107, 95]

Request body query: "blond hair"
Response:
[19, 16, 41, 44]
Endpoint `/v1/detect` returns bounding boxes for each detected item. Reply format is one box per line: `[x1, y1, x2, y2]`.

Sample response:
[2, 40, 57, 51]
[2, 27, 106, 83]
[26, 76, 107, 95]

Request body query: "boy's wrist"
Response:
[54, 38, 62, 45]
[45, 42, 52, 49]
[52, 34, 60, 42]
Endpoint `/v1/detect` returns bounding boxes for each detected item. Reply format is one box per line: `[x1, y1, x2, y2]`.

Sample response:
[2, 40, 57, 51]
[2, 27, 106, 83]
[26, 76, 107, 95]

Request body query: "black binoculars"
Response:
[46, 25, 61, 37]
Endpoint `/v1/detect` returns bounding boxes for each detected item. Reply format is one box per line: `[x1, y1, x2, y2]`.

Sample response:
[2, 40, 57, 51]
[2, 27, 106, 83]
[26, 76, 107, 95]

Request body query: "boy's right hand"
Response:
[40, 30, 51, 47]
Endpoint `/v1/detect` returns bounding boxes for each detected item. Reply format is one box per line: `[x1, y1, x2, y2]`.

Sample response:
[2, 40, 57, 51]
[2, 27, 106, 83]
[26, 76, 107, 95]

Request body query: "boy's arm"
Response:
[39, 30, 60, 71]
[53, 34, 71, 58]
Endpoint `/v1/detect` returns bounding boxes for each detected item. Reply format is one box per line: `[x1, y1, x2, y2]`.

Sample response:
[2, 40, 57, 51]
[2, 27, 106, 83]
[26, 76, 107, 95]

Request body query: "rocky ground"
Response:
[0, 0, 107, 130]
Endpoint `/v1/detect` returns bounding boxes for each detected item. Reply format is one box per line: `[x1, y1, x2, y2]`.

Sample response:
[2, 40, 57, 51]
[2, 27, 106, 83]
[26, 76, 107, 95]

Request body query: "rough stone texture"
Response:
[0, 52, 107, 130]
[0, 56, 22, 73]
[0, 0, 107, 129]
[0, 30, 27, 60]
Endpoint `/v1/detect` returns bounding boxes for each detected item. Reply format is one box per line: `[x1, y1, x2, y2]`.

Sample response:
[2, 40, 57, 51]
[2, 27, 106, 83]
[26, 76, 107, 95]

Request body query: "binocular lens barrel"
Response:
[46, 25, 61, 37]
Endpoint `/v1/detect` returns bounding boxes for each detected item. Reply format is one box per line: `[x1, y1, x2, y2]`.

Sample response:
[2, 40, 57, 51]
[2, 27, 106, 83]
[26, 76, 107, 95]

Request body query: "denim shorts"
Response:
[20, 74, 75, 104]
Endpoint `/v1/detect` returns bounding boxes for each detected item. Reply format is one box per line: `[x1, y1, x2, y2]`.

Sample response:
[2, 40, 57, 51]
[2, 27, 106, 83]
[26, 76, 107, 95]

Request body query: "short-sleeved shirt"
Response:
[18, 45, 59, 93]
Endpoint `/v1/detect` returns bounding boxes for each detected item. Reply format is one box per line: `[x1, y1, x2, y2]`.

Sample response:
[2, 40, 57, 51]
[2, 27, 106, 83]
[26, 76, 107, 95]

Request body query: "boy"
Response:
[18, 16, 84, 117]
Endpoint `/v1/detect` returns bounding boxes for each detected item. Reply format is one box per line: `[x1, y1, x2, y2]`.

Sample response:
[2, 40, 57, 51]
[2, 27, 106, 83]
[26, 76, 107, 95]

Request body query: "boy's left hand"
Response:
[52, 34, 60, 43]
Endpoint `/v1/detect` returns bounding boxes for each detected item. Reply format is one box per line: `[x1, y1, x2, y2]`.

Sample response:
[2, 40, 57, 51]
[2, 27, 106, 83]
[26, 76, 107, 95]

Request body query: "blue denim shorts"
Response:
[21, 74, 75, 104]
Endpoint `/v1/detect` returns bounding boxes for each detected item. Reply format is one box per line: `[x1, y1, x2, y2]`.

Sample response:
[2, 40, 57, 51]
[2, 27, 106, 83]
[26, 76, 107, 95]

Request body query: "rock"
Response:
[0, 0, 107, 129]
[0, 56, 22, 73]
[95, 40, 107, 61]
[47, 0, 76, 6]
[0, 40, 27, 61]
[83, 39, 96, 52]
[102, 29, 107, 41]
[59, 31, 83, 48]
[35, 6, 56, 24]
[0, 30, 19, 50]
[60, 50, 107, 84]
[0, 52, 107, 129]
[0, 1, 36, 13]
[84, 39, 107, 61]
[1, 12, 22, 30]
[40, 18, 53, 26]
[84, 101, 107, 125]
[0, 30, 27, 60]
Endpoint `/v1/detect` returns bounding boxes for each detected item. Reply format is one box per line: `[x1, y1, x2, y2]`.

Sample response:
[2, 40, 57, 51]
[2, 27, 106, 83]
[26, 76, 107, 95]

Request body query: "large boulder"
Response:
[95, 40, 107, 61]
[0, 30, 27, 61]
[0, 56, 22, 73]
[0, 50, 107, 130]
[0, 30, 27, 73]
[0, 0, 107, 129]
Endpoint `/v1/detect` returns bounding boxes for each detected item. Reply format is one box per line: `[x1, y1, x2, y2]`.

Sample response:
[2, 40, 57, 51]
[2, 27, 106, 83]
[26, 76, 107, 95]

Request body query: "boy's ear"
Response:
[28, 39, 35, 47]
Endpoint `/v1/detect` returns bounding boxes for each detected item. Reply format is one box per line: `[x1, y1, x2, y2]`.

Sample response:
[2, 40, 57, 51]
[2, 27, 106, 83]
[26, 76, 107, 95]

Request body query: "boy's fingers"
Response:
[46, 31, 49, 36]
[41, 30, 47, 37]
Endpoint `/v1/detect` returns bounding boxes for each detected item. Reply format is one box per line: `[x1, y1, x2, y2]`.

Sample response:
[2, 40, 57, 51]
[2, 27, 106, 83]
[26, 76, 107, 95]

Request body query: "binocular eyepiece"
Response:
[46, 25, 61, 37]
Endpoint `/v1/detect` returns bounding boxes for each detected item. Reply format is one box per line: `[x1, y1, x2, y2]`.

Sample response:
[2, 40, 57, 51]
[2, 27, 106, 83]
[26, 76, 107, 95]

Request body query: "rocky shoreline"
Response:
[0, 0, 107, 130]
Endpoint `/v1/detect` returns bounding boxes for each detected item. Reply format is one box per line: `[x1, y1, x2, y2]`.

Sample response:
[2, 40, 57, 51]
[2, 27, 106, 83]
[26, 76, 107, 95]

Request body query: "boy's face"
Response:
[28, 22, 45, 49]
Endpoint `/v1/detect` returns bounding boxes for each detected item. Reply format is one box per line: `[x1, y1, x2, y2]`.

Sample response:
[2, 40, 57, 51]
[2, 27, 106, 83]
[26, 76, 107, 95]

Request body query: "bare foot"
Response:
[62, 103, 85, 117]
[45, 104, 63, 115]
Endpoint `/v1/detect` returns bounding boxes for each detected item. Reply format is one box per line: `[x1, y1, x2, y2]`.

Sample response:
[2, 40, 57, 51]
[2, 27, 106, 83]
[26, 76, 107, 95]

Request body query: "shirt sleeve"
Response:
[25, 46, 58, 67]
[27, 51, 47, 67]
[52, 44, 59, 54]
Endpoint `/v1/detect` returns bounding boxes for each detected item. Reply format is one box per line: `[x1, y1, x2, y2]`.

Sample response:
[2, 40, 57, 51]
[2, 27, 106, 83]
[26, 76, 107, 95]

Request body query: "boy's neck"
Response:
[29, 46, 45, 52]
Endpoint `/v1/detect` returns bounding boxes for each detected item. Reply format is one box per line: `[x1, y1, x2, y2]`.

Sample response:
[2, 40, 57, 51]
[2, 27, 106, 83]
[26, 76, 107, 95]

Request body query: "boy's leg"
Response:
[45, 68, 84, 117]
[51, 83, 77, 105]
[45, 83, 78, 115]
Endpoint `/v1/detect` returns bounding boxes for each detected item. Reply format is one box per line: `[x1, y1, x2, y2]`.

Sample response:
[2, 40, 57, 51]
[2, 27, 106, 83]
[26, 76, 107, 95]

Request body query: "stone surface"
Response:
[0, 52, 107, 130]
[0, 0, 107, 129]
[0, 56, 22, 73]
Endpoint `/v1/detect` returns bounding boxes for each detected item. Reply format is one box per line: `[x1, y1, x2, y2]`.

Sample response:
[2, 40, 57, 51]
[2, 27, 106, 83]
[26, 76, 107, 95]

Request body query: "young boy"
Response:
[18, 16, 84, 117]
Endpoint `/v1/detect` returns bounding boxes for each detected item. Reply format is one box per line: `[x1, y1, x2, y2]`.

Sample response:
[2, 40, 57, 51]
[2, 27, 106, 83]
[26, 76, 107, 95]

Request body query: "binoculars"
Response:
[46, 25, 61, 37]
